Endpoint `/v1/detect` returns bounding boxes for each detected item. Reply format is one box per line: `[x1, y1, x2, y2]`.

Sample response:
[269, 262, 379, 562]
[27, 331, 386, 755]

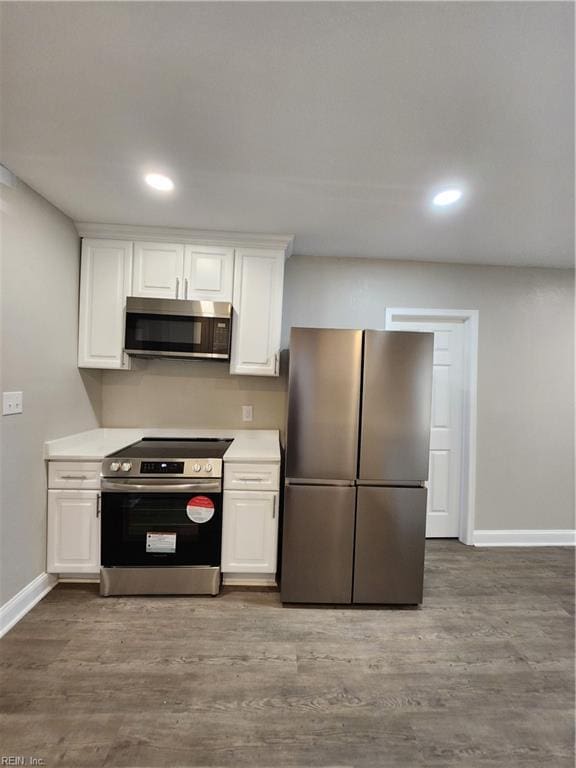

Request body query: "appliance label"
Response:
[186, 495, 215, 523]
[146, 532, 176, 553]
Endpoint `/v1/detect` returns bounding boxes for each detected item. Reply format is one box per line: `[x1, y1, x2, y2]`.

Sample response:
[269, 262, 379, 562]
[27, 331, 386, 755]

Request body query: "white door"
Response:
[132, 242, 184, 299]
[78, 239, 133, 369]
[47, 490, 100, 573]
[221, 491, 278, 573]
[183, 245, 234, 301]
[386, 316, 465, 538]
[230, 248, 284, 376]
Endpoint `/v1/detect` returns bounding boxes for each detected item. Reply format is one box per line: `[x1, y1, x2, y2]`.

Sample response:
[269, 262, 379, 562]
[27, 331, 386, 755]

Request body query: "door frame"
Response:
[385, 308, 479, 545]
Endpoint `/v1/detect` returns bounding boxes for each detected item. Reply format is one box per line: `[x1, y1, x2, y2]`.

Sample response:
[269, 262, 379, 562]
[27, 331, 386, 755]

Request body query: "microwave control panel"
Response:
[212, 320, 231, 354]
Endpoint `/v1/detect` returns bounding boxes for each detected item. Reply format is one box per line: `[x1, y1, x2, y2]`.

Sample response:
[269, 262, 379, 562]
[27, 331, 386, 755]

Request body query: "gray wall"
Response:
[100, 254, 574, 533]
[0, 176, 101, 606]
[283, 256, 575, 531]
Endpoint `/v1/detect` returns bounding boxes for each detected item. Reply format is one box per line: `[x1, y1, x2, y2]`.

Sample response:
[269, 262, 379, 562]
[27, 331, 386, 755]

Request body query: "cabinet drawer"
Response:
[48, 462, 102, 489]
[224, 462, 280, 491]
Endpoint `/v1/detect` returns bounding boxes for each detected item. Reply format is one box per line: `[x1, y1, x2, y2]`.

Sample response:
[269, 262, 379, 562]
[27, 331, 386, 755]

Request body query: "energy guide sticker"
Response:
[146, 532, 176, 553]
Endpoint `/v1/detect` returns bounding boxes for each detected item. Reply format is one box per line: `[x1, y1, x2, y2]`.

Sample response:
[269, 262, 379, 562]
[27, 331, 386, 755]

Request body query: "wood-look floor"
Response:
[0, 541, 574, 768]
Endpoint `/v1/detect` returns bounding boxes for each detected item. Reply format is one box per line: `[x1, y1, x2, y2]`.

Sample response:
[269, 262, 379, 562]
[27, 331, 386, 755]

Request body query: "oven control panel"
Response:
[141, 461, 184, 474]
[102, 457, 223, 478]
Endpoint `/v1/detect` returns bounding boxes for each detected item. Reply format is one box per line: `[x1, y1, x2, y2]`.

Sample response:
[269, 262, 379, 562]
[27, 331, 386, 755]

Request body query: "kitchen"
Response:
[0, 2, 574, 767]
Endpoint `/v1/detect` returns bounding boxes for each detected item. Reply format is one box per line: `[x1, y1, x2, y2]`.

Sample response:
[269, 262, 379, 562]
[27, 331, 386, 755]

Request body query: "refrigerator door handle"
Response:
[285, 478, 355, 487]
[356, 480, 426, 488]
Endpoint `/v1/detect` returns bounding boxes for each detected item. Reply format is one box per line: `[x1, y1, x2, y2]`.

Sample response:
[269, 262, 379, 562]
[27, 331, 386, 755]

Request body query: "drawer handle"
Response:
[237, 476, 264, 482]
[60, 474, 89, 480]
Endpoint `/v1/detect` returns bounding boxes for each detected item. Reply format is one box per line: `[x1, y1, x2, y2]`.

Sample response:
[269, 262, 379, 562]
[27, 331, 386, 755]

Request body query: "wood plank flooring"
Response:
[1, 541, 574, 767]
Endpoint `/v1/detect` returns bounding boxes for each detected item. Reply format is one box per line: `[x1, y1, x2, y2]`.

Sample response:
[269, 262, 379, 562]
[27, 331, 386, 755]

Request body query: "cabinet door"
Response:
[222, 491, 278, 573]
[281, 484, 355, 604]
[183, 245, 234, 301]
[78, 239, 132, 369]
[47, 490, 100, 574]
[230, 249, 284, 376]
[132, 242, 185, 299]
[353, 487, 427, 605]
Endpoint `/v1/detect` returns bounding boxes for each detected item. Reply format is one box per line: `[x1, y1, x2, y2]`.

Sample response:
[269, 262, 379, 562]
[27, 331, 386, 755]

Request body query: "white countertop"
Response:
[44, 428, 281, 463]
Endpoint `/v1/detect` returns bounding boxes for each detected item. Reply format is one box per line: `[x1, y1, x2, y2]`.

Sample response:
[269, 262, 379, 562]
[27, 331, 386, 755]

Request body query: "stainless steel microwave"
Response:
[124, 297, 232, 360]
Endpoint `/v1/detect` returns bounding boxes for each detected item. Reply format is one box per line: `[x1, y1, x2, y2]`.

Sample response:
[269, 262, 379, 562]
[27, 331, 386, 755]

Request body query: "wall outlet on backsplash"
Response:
[241, 405, 254, 422]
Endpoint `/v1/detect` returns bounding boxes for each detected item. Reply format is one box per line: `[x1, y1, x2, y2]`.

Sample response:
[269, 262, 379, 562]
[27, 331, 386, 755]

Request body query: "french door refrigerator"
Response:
[281, 328, 433, 604]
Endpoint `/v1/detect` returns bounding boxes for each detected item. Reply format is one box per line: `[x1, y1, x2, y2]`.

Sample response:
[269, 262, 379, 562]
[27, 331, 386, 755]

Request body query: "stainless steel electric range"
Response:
[100, 437, 232, 596]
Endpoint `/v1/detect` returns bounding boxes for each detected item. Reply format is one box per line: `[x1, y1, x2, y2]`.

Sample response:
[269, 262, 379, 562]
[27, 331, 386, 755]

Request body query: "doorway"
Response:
[385, 308, 478, 544]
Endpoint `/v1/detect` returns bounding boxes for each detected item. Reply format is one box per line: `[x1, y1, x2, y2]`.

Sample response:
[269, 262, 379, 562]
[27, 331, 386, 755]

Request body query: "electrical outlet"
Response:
[3, 391, 23, 415]
[241, 405, 253, 422]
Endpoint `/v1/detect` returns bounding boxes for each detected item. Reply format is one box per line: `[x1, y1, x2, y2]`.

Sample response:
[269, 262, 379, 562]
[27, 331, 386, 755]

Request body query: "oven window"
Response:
[125, 313, 208, 353]
[101, 492, 222, 567]
[126, 498, 200, 540]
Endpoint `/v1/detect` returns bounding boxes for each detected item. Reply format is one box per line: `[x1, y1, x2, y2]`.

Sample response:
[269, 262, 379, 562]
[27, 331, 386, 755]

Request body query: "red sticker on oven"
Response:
[186, 495, 215, 523]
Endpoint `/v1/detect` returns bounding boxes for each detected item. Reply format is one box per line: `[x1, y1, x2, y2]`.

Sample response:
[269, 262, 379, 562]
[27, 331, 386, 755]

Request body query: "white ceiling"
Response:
[1, 2, 573, 267]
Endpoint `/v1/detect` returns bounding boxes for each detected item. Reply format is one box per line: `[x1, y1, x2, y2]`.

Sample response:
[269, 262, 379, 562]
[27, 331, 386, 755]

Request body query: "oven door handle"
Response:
[101, 479, 222, 493]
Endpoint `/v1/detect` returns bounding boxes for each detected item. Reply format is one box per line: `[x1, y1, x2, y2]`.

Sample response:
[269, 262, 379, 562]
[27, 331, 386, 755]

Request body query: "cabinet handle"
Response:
[184, 278, 189, 299]
[97, 493, 101, 517]
[175, 277, 180, 299]
[274, 353, 279, 375]
[61, 474, 88, 480]
[272, 496, 276, 519]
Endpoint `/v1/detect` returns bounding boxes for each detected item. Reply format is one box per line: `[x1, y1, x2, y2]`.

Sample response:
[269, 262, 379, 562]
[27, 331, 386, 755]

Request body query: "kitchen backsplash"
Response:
[100, 357, 288, 434]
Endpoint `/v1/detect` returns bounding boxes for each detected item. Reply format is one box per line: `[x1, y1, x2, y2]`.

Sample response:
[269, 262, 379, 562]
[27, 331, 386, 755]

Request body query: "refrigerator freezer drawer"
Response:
[353, 486, 427, 604]
[281, 484, 355, 604]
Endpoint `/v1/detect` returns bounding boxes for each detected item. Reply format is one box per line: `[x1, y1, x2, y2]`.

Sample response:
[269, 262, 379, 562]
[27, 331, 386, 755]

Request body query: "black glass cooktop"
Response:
[109, 438, 233, 460]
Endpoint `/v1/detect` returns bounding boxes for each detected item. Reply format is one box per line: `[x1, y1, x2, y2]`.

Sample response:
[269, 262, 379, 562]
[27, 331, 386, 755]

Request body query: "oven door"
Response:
[101, 479, 222, 567]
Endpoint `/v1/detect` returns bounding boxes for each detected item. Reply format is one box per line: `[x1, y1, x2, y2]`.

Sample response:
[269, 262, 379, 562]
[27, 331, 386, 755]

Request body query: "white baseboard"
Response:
[223, 573, 277, 587]
[473, 529, 576, 547]
[0, 572, 57, 638]
[58, 573, 100, 582]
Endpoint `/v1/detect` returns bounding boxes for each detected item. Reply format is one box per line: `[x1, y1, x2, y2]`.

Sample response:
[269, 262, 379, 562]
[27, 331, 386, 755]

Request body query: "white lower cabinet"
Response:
[47, 490, 100, 574]
[222, 491, 278, 575]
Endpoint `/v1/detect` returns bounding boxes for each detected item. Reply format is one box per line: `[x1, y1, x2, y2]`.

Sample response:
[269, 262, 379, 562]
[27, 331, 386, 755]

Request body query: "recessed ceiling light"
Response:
[432, 188, 462, 207]
[145, 173, 174, 191]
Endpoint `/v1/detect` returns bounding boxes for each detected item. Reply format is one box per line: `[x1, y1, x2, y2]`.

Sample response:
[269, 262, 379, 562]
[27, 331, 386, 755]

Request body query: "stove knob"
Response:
[193, 463, 201, 472]
[205, 464, 213, 473]
[110, 462, 121, 472]
[121, 462, 132, 472]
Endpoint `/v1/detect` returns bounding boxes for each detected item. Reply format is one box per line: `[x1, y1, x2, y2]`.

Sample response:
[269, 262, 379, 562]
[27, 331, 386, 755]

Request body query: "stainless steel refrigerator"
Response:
[281, 328, 433, 604]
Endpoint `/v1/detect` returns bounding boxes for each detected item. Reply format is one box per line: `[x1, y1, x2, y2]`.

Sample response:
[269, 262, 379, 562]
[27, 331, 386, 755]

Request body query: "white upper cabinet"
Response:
[230, 249, 285, 376]
[184, 245, 234, 302]
[132, 242, 185, 299]
[78, 239, 132, 369]
[75, 225, 292, 373]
